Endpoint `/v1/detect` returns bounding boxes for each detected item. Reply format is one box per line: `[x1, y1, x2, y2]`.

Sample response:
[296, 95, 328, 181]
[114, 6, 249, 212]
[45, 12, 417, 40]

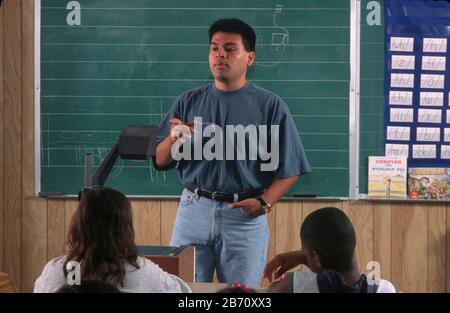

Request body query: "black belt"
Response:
[186, 186, 264, 203]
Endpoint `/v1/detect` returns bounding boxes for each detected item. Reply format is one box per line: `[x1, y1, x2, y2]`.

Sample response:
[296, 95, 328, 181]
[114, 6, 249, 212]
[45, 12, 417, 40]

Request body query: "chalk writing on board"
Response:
[270, 4, 288, 54]
[256, 5, 289, 67]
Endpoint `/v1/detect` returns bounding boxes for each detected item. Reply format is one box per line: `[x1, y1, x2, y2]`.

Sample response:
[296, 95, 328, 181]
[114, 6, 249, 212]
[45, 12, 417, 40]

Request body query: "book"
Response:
[368, 156, 407, 199]
[408, 168, 450, 200]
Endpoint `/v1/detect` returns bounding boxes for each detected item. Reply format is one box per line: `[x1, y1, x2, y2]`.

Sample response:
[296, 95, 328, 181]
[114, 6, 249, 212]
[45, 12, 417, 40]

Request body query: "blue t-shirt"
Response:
[156, 82, 311, 193]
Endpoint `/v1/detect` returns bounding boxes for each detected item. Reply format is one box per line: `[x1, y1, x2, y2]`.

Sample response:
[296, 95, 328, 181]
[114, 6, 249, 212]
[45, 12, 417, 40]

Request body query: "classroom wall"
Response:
[0, 0, 449, 292]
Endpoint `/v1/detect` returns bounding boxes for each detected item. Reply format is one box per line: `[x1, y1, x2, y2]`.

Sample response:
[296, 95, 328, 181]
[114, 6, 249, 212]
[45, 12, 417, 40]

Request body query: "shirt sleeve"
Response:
[137, 258, 189, 293]
[376, 279, 397, 293]
[34, 257, 66, 293]
[292, 270, 319, 293]
[272, 100, 311, 179]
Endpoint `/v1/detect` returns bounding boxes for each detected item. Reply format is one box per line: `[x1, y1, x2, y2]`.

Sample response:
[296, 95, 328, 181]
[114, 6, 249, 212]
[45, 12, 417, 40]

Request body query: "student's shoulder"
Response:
[34, 256, 67, 293]
[44, 256, 66, 269]
[38, 256, 68, 277]
[292, 269, 319, 293]
[377, 279, 397, 293]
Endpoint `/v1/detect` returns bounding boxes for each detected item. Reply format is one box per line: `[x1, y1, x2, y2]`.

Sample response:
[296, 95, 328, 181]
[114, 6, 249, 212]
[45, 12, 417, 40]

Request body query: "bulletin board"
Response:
[384, 0, 450, 167]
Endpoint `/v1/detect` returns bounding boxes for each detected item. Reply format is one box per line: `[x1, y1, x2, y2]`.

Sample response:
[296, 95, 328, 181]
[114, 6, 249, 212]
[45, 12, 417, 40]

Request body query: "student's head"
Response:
[208, 18, 256, 88]
[300, 207, 356, 273]
[56, 279, 121, 293]
[64, 187, 139, 286]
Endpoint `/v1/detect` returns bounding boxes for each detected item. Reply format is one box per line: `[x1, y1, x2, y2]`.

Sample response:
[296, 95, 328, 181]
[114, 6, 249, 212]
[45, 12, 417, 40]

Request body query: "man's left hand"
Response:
[228, 198, 265, 217]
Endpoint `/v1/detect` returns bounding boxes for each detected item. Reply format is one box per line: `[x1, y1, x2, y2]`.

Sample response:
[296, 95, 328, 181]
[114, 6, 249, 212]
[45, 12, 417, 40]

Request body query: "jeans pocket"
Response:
[179, 189, 195, 205]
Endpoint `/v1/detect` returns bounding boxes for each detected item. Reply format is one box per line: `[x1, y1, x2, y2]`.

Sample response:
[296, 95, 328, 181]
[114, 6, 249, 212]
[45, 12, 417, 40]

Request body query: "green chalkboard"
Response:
[39, 0, 350, 197]
[359, 0, 385, 194]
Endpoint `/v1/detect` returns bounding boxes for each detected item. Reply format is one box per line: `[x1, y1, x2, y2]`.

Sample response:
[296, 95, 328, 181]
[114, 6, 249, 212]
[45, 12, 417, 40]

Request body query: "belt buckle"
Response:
[211, 191, 217, 201]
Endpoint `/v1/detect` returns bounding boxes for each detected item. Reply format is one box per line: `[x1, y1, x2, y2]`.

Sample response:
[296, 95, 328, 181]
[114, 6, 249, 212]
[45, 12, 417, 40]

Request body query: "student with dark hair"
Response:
[155, 18, 310, 287]
[34, 187, 191, 293]
[264, 207, 396, 293]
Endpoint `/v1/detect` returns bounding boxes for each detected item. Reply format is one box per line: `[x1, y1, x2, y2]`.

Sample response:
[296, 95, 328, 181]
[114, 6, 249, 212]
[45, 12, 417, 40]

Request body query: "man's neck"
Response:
[214, 79, 247, 92]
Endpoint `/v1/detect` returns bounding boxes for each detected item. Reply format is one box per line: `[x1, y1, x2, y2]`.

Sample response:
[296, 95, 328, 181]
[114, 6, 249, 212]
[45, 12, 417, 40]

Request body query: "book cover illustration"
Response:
[408, 168, 450, 200]
[368, 157, 407, 199]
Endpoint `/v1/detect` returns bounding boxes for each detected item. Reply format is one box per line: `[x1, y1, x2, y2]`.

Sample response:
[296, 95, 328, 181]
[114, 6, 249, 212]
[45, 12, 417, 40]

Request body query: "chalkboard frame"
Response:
[34, 0, 363, 199]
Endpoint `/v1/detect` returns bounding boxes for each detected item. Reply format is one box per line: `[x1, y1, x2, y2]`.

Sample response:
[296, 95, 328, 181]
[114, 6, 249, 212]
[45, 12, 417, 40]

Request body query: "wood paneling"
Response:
[343, 201, 373, 275]
[47, 200, 65, 261]
[132, 200, 161, 246]
[373, 202, 392, 281]
[64, 200, 78, 254]
[392, 203, 428, 292]
[447, 204, 450, 293]
[3, 0, 22, 290]
[302, 201, 343, 218]
[0, 0, 4, 273]
[427, 204, 447, 292]
[275, 201, 302, 254]
[160, 200, 179, 245]
[20, 0, 47, 292]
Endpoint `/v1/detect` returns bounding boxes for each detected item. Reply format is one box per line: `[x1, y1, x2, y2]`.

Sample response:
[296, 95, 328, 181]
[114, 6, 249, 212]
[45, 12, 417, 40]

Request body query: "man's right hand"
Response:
[155, 118, 196, 169]
[168, 118, 195, 142]
[263, 250, 306, 283]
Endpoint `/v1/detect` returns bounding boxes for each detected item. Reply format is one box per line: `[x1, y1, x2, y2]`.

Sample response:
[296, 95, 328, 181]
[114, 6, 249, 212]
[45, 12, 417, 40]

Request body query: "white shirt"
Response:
[292, 270, 397, 293]
[34, 256, 191, 293]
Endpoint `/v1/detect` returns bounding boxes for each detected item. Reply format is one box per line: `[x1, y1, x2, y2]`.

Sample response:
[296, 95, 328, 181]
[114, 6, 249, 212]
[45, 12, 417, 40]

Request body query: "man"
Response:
[155, 18, 310, 287]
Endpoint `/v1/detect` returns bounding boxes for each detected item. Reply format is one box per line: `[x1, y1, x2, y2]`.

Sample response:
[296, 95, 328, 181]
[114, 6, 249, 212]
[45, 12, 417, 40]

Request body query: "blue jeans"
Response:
[170, 188, 270, 288]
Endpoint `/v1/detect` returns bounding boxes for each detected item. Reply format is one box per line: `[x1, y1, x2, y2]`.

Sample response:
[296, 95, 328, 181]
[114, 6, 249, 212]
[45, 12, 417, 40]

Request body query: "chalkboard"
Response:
[38, 0, 350, 197]
[359, 0, 385, 194]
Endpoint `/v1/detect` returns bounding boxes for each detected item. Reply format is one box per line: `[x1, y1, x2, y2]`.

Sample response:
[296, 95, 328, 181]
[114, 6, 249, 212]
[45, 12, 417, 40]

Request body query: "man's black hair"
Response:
[209, 18, 256, 52]
[300, 207, 356, 272]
